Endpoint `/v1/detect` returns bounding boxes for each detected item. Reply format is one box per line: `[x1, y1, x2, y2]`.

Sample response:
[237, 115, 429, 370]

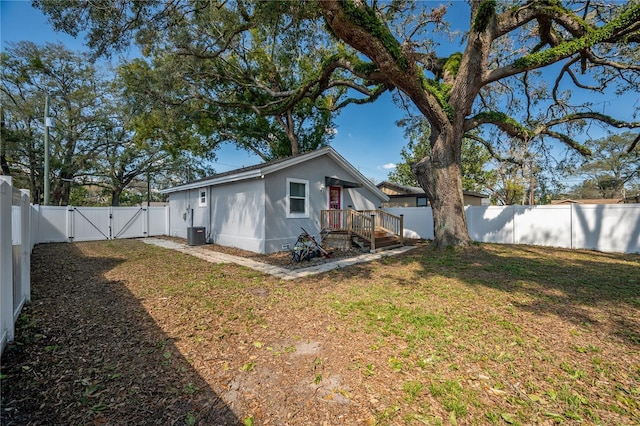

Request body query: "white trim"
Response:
[161, 169, 263, 194]
[198, 188, 207, 207]
[286, 178, 309, 218]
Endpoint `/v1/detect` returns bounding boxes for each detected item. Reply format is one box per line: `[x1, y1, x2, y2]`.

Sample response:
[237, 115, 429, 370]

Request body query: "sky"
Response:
[1, 0, 637, 186]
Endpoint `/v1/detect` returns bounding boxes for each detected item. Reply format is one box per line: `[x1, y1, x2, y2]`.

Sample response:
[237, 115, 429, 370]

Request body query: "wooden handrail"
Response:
[349, 210, 375, 249]
[375, 209, 404, 243]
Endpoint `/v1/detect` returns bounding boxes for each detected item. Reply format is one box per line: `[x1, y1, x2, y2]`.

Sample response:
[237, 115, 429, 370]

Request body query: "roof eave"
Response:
[160, 169, 263, 194]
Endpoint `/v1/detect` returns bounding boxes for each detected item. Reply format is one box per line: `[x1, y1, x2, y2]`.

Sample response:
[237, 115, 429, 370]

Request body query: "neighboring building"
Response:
[161, 147, 389, 254]
[376, 181, 489, 207]
[622, 194, 640, 204]
[550, 198, 626, 205]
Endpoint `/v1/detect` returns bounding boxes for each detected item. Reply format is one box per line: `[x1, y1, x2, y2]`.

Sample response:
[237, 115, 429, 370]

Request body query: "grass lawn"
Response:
[1, 239, 639, 425]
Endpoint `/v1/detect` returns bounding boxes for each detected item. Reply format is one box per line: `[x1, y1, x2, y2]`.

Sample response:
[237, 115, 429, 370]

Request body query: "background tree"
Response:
[37, 1, 384, 161]
[574, 132, 640, 199]
[36, 1, 640, 246]
[88, 73, 216, 206]
[1, 41, 212, 206]
[1, 41, 105, 205]
[1, 48, 47, 200]
[389, 116, 495, 194]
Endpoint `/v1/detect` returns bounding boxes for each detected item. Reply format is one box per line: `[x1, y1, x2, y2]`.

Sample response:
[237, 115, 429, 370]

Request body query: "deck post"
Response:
[399, 214, 404, 245]
[370, 213, 376, 252]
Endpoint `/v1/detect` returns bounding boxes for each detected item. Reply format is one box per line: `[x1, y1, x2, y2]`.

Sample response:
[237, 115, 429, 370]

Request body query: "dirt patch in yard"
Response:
[2, 240, 639, 425]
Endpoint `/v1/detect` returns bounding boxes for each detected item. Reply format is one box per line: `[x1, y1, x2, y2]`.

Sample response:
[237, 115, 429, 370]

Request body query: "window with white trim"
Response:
[198, 189, 207, 207]
[286, 178, 309, 218]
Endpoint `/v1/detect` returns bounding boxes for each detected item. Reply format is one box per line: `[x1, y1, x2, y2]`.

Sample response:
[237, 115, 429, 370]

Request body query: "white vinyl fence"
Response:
[384, 204, 640, 254]
[1, 177, 31, 354]
[32, 205, 169, 244]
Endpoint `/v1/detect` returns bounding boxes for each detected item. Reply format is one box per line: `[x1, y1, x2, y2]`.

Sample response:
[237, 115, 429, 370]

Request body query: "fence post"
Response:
[31, 204, 39, 248]
[165, 204, 171, 237]
[143, 206, 149, 238]
[0, 177, 14, 351]
[570, 203, 574, 250]
[20, 189, 31, 303]
[67, 205, 74, 241]
[399, 214, 404, 244]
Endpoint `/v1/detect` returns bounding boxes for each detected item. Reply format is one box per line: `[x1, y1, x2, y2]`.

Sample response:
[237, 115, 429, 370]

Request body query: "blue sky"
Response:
[2, 0, 637, 185]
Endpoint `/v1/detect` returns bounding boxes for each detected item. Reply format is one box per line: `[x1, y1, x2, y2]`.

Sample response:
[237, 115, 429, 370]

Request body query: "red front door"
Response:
[329, 186, 341, 229]
[329, 186, 341, 210]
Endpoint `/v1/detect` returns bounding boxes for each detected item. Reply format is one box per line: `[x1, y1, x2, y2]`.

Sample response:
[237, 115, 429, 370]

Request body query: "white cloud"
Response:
[380, 163, 397, 170]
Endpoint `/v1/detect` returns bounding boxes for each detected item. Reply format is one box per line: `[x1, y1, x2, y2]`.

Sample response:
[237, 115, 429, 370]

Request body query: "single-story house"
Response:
[161, 147, 389, 254]
[376, 181, 489, 207]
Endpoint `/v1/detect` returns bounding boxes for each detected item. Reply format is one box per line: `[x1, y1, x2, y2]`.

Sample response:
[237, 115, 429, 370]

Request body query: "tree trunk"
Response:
[111, 187, 122, 206]
[319, 0, 477, 248]
[413, 130, 471, 248]
[0, 109, 11, 176]
[0, 153, 10, 176]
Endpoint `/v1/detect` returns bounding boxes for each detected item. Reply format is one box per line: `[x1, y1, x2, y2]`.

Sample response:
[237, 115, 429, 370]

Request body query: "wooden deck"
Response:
[320, 209, 403, 252]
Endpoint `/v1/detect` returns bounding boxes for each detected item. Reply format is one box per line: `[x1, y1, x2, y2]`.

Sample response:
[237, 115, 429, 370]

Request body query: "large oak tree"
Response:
[319, 0, 640, 246]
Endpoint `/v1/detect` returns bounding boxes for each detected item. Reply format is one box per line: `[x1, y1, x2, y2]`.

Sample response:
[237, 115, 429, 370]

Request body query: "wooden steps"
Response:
[373, 230, 402, 251]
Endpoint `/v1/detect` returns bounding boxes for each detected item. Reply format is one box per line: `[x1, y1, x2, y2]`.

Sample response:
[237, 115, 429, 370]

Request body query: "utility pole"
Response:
[44, 94, 51, 205]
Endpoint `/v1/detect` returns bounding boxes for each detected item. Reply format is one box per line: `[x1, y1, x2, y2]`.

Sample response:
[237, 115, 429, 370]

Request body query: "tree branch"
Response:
[486, 2, 640, 84]
[464, 111, 531, 140]
[539, 129, 591, 156]
[465, 133, 523, 166]
[542, 112, 640, 130]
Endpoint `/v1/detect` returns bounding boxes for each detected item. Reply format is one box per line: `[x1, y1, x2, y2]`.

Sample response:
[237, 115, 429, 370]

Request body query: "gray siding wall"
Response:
[344, 187, 381, 210]
[208, 179, 266, 253]
[168, 188, 211, 239]
[263, 156, 384, 253]
[168, 190, 190, 238]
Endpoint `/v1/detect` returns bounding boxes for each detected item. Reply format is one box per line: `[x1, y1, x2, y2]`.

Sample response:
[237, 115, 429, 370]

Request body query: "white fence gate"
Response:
[1, 177, 31, 354]
[32, 205, 169, 244]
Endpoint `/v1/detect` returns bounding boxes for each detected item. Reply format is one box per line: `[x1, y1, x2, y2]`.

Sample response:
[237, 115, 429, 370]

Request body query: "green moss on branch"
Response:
[474, 111, 533, 138]
[341, 1, 408, 69]
[473, 0, 496, 33]
[420, 75, 454, 121]
[442, 52, 462, 77]
[513, 2, 640, 69]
